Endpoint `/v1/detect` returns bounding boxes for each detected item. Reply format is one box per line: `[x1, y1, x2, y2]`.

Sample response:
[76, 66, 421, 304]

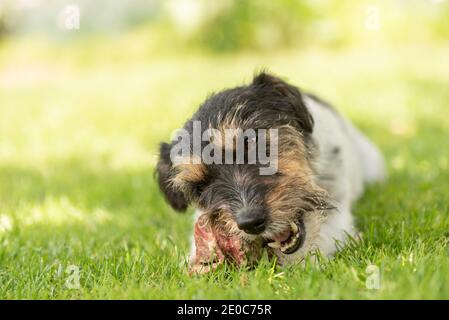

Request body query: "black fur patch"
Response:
[187, 72, 314, 135]
[155, 142, 188, 212]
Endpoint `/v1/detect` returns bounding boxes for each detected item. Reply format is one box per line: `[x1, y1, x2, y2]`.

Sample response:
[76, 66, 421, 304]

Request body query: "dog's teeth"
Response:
[290, 222, 298, 233]
[280, 232, 300, 253]
[267, 241, 281, 249]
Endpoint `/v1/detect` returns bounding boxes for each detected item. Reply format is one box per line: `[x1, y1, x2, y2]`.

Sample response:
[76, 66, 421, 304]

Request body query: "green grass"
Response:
[0, 35, 448, 299]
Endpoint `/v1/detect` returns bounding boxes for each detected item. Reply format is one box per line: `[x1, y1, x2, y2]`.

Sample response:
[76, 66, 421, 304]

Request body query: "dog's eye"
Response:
[244, 136, 258, 148]
[191, 182, 206, 197]
[263, 171, 284, 181]
[248, 136, 256, 143]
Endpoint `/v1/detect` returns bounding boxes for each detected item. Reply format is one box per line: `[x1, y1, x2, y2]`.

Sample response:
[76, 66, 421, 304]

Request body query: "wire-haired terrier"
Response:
[156, 72, 386, 274]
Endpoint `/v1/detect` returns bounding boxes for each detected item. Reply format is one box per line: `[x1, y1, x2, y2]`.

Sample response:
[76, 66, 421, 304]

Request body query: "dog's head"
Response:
[156, 72, 329, 260]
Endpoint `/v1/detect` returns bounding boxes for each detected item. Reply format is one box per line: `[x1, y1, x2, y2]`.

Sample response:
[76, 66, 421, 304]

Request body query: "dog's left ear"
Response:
[156, 142, 189, 212]
[252, 72, 314, 134]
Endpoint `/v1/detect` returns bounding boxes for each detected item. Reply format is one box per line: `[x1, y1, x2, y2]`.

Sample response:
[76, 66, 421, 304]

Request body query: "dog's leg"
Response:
[316, 204, 358, 257]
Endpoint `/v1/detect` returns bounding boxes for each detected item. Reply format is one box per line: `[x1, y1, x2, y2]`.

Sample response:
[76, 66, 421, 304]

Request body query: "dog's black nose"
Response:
[236, 208, 267, 234]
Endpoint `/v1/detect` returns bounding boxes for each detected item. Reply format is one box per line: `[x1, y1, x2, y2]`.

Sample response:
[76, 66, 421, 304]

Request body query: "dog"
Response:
[156, 72, 386, 271]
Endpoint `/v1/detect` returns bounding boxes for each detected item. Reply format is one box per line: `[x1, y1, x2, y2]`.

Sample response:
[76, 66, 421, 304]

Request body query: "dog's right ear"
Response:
[156, 142, 189, 212]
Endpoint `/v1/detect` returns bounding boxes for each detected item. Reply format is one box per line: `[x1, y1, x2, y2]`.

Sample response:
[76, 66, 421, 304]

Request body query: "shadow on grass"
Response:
[0, 158, 194, 260]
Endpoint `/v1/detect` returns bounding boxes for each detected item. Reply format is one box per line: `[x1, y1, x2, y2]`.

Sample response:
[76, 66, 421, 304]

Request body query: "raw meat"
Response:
[189, 214, 262, 274]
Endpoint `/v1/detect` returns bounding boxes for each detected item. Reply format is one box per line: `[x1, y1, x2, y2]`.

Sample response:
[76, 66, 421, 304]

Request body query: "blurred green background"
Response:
[0, 0, 448, 299]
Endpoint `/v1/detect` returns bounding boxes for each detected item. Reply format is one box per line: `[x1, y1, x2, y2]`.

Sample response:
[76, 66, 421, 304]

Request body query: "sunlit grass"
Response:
[0, 33, 448, 299]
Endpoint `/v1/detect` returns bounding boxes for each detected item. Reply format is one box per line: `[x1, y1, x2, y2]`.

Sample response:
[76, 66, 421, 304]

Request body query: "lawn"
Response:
[0, 34, 448, 299]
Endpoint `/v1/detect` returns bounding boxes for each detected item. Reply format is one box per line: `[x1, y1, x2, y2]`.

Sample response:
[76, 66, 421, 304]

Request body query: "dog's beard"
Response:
[254, 180, 328, 261]
[189, 180, 330, 274]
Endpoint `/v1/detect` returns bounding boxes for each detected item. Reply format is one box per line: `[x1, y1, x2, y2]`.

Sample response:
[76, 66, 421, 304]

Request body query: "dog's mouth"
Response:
[265, 220, 306, 254]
